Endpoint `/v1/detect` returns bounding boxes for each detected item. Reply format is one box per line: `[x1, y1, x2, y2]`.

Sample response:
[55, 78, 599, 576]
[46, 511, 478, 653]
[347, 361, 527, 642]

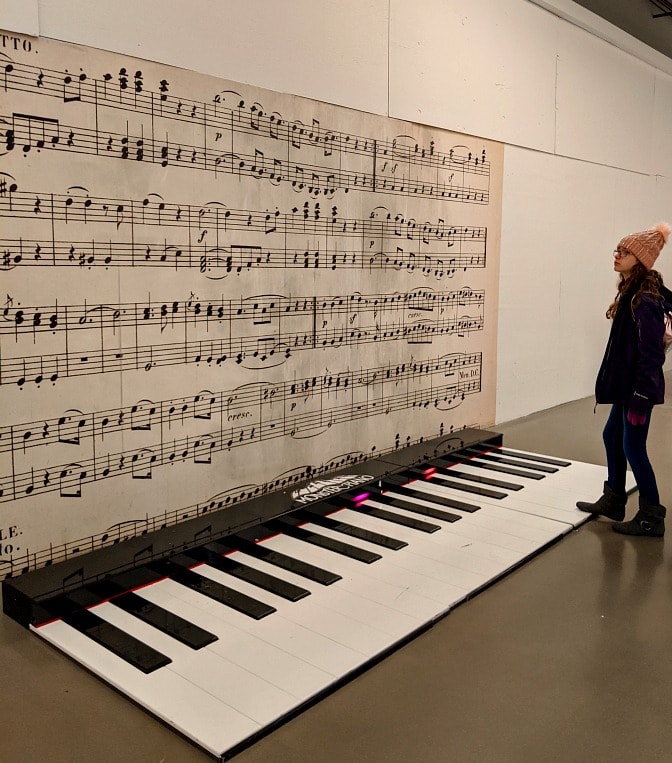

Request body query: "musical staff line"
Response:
[2, 289, 485, 337]
[1, 351, 480, 455]
[1, 237, 487, 278]
[3, 60, 491, 172]
[0, 183, 488, 277]
[0, 352, 482, 502]
[2, 56, 492, 201]
[1, 288, 485, 385]
[0, 183, 487, 280]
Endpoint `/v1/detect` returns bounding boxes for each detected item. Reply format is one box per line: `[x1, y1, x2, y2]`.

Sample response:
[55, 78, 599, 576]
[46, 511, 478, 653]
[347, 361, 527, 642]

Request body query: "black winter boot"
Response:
[613, 498, 666, 537]
[576, 481, 626, 521]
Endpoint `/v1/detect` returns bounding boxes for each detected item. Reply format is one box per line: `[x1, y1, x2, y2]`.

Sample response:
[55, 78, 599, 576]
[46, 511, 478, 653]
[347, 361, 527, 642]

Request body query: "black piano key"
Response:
[430, 461, 524, 491]
[40, 586, 119, 623]
[83, 573, 160, 602]
[84, 580, 128, 603]
[183, 545, 310, 602]
[498, 448, 571, 467]
[464, 448, 557, 473]
[62, 568, 170, 613]
[380, 480, 481, 514]
[326, 497, 441, 533]
[148, 558, 276, 620]
[479, 453, 557, 473]
[105, 566, 167, 591]
[61, 608, 171, 674]
[353, 504, 441, 533]
[456, 458, 545, 480]
[212, 538, 342, 586]
[294, 508, 407, 550]
[365, 491, 462, 522]
[112, 592, 218, 649]
[403, 468, 505, 502]
[58, 587, 109, 609]
[425, 477, 500, 502]
[267, 519, 382, 564]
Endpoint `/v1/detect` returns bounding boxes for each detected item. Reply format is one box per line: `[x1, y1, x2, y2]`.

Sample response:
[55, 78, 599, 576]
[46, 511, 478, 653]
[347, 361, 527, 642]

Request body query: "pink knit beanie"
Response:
[617, 222, 671, 270]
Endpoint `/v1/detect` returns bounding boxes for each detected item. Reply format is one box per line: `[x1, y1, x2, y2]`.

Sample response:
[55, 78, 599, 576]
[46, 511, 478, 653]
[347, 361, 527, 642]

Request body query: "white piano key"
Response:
[291, 518, 513, 580]
[438, 456, 632, 525]
[462, 455, 604, 493]
[232, 540, 456, 621]
[222, 550, 426, 640]
[32, 619, 259, 757]
[133, 579, 334, 700]
[261, 532, 470, 613]
[353, 502, 564, 572]
[184, 564, 389, 657]
[88, 601, 299, 727]
[142, 576, 365, 678]
[442, 459, 584, 508]
[329, 505, 561, 566]
[399, 476, 570, 521]
[189, 560, 395, 659]
[385, 481, 571, 543]
[499, 449, 636, 494]
[369, 486, 561, 547]
[362, 497, 554, 559]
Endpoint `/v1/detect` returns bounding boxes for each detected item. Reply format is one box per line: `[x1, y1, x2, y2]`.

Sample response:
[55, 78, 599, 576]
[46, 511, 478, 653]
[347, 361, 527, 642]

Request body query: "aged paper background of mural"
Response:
[0, 31, 503, 577]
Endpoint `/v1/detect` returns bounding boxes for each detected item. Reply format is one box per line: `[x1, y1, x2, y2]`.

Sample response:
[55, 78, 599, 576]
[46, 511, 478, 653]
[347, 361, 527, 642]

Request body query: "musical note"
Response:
[57, 410, 87, 444]
[58, 463, 86, 498]
[11, 113, 60, 153]
[63, 70, 87, 103]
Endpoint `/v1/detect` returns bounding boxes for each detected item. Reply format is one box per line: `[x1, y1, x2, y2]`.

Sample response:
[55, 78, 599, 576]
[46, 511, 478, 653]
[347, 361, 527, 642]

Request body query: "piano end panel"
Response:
[2, 578, 36, 628]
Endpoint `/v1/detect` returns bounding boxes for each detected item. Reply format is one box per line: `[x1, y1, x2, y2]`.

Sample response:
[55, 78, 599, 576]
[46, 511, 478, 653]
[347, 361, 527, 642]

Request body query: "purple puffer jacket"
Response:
[595, 284, 672, 414]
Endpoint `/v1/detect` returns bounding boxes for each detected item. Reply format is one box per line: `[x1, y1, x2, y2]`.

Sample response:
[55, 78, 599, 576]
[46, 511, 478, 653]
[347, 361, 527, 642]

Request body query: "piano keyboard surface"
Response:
[29, 446, 634, 760]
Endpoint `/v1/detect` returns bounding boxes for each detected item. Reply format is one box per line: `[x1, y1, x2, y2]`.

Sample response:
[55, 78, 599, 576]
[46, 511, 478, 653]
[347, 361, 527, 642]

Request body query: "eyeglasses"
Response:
[613, 248, 633, 258]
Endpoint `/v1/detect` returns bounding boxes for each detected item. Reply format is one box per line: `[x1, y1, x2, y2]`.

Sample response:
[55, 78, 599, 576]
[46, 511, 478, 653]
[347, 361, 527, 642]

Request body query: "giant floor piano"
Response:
[2, 429, 629, 760]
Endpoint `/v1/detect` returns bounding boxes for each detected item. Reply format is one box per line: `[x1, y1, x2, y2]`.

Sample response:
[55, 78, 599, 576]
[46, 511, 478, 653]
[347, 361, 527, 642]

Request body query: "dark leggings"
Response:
[603, 403, 659, 504]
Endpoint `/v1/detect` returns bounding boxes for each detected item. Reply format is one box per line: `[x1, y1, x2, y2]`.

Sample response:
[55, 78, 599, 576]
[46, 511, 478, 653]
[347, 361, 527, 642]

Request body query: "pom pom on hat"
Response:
[618, 222, 671, 270]
[654, 221, 671, 244]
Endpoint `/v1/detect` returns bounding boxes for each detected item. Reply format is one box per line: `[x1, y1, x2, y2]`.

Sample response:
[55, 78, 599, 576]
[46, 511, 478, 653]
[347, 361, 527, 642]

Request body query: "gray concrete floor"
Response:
[2, 379, 671, 762]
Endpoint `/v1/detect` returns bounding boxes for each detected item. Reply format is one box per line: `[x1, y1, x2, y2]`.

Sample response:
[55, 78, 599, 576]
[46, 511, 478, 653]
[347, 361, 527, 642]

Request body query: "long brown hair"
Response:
[606, 263, 664, 319]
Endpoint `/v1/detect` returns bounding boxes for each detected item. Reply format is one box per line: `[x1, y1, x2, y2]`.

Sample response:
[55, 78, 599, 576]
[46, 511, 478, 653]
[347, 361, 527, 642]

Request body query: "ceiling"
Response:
[571, 0, 672, 60]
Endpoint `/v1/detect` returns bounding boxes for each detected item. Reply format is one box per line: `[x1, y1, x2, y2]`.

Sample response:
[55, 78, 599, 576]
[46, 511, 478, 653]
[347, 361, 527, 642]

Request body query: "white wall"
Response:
[387, 0, 672, 421]
[3, 0, 671, 424]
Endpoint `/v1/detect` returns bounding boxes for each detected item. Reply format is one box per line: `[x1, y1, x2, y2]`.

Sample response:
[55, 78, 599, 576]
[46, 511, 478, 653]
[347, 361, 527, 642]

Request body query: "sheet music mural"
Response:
[0, 31, 503, 578]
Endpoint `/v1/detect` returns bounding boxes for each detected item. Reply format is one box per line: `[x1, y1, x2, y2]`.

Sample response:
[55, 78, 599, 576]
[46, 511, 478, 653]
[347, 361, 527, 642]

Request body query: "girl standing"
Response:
[577, 222, 672, 536]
